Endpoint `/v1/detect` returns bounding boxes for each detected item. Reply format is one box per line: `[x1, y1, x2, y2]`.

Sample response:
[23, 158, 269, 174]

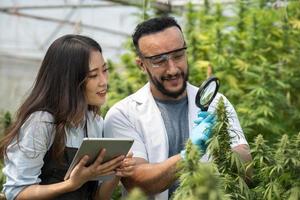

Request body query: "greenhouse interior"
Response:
[0, 0, 299, 200]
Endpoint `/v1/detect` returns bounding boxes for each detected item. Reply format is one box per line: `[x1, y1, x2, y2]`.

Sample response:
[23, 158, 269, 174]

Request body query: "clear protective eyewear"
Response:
[141, 46, 187, 68]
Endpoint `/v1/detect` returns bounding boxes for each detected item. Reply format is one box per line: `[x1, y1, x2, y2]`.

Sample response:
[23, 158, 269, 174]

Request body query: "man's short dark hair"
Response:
[132, 16, 182, 54]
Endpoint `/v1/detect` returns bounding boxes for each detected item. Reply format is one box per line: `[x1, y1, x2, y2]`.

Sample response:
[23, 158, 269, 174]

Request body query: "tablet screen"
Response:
[64, 138, 134, 180]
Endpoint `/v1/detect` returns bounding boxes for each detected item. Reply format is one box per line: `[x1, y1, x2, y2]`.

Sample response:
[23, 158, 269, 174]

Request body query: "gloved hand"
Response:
[193, 111, 211, 125]
[180, 111, 216, 159]
[191, 112, 216, 153]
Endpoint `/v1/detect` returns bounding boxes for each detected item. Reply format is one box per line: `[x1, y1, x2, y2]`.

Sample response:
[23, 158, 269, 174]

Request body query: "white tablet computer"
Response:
[64, 138, 134, 181]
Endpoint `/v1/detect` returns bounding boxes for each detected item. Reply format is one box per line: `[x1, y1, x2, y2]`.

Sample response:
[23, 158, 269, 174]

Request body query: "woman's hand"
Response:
[94, 152, 136, 200]
[115, 152, 136, 177]
[67, 149, 125, 190]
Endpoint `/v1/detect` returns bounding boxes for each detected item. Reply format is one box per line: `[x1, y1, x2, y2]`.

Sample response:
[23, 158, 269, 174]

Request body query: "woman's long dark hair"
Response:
[0, 34, 102, 161]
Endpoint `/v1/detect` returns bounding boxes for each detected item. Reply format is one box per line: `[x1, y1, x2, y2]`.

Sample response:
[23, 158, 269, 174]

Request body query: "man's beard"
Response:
[146, 68, 189, 99]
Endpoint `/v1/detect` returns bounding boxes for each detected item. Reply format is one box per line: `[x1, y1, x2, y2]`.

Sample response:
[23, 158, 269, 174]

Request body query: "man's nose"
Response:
[165, 57, 178, 74]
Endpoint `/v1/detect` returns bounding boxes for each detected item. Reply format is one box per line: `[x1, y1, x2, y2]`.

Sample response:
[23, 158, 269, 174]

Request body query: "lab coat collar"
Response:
[131, 82, 151, 104]
[131, 82, 199, 132]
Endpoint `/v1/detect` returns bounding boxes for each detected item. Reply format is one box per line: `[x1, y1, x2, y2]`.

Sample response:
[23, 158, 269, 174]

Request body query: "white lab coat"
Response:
[104, 82, 247, 200]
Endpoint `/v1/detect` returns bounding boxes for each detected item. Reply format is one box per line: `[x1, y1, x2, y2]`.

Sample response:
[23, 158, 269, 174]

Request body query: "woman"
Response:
[0, 34, 135, 200]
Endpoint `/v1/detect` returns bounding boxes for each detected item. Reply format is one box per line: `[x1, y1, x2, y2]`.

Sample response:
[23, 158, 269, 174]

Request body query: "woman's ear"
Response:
[136, 58, 146, 72]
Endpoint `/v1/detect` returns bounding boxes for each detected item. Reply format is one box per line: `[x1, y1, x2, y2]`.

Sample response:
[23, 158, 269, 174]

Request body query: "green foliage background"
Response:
[1, 0, 300, 198]
[105, 0, 300, 143]
[0, 112, 11, 191]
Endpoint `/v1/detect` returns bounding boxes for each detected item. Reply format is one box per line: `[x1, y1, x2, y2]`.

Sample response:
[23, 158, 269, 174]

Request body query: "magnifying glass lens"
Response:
[195, 76, 220, 111]
[200, 82, 217, 106]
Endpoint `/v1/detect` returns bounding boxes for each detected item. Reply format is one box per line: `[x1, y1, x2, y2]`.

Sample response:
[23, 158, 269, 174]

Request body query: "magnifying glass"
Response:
[195, 76, 220, 111]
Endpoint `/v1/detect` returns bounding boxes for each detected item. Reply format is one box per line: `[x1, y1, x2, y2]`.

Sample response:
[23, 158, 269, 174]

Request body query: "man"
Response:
[104, 16, 251, 200]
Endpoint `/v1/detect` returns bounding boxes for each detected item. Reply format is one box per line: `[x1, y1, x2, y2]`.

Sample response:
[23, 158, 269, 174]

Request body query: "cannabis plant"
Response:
[251, 133, 300, 200]
[207, 97, 252, 200]
[172, 140, 227, 200]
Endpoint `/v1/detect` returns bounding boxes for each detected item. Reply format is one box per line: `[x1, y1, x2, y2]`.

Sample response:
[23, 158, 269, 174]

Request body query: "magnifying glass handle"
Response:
[202, 107, 209, 112]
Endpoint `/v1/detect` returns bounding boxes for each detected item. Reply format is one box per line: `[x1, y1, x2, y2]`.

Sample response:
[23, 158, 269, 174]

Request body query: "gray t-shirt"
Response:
[154, 96, 189, 157]
[154, 96, 189, 198]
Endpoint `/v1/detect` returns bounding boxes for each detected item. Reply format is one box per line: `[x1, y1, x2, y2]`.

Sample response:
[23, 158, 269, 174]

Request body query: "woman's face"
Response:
[85, 50, 108, 107]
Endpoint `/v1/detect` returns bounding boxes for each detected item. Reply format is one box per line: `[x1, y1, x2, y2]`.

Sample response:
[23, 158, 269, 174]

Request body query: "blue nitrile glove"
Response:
[193, 111, 210, 125]
[180, 111, 216, 159]
[191, 112, 216, 153]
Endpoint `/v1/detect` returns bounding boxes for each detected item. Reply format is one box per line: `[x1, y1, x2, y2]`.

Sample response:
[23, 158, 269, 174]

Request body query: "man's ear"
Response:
[136, 57, 146, 72]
